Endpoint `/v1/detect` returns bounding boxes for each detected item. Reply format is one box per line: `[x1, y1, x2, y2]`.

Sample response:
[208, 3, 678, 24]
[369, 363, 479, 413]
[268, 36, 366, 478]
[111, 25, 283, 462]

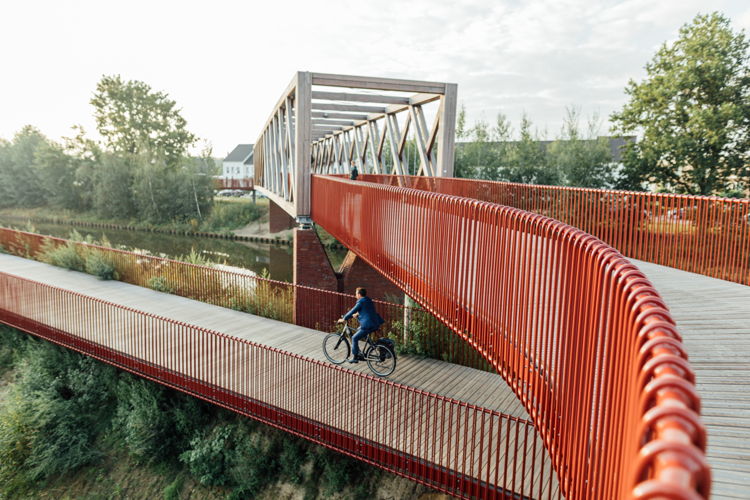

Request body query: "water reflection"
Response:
[0, 218, 347, 283]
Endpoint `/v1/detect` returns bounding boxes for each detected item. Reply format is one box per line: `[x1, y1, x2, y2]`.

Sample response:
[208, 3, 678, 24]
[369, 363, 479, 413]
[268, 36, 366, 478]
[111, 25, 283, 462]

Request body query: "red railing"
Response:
[213, 177, 255, 190]
[312, 175, 709, 499]
[0, 270, 552, 499]
[357, 174, 750, 286]
[0, 227, 491, 372]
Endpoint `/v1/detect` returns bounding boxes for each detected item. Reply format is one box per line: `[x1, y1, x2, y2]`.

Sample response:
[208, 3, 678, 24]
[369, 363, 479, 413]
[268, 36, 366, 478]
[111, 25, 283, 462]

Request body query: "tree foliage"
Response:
[548, 108, 613, 188]
[454, 108, 613, 188]
[0, 76, 215, 224]
[91, 75, 196, 165]
[611, 12, 750, 195]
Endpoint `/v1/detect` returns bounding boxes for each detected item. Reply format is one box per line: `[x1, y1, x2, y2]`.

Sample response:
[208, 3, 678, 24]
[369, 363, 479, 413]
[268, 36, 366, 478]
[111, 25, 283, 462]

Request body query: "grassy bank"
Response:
[0, 198, 267, 236]
[0, 325, 434, 500]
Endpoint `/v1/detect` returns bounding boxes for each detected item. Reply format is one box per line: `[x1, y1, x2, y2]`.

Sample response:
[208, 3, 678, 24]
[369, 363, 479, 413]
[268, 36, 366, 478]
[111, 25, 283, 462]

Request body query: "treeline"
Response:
[454, 107, 616, 189]
[0, 75, 216, 224]
[455, 12, 750, 197]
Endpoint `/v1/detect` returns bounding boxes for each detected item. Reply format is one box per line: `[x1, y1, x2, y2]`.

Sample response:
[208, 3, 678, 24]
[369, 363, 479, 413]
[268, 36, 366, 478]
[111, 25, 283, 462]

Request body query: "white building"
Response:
[221, 144, 254, 179]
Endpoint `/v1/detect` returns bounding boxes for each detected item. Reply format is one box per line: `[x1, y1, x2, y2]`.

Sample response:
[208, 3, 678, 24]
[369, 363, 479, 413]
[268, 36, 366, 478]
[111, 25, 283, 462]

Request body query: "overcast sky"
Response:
[1, 0, 749, 156]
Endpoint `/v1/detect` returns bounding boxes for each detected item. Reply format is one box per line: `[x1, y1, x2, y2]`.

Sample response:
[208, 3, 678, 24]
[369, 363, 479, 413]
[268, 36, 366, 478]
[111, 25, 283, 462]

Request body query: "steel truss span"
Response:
[253, 72, 457, 218]
[311, 175, 709, 499]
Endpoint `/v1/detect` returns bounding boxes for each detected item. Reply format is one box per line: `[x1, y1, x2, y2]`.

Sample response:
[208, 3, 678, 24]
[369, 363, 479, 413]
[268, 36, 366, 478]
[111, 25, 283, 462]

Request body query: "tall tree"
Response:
[0, 127, 50, 208]
[548, 107, 613, 188]
[91, 75, 197, 166]
[611, 12, 750, 195]
[503, 114, 557, 185]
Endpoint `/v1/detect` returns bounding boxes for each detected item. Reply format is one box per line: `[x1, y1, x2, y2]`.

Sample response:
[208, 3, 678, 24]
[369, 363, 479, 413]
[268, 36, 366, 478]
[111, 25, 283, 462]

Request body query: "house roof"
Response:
[243, 152, 254, 165]
[224, 144, 254, 163]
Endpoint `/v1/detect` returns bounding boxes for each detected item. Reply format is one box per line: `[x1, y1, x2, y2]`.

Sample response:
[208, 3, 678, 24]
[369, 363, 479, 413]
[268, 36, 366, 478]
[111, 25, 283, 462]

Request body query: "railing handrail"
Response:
[354, 174, 750, 287]
[0, 270, 549, 498]
[311, 174, 710, 499]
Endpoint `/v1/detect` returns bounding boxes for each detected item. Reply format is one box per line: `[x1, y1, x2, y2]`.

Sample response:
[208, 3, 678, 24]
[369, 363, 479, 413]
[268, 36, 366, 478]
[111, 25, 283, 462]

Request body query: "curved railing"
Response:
[0, 271, 548, 499]
[357, 174, 750, 286]
[311, 175, 709, 499]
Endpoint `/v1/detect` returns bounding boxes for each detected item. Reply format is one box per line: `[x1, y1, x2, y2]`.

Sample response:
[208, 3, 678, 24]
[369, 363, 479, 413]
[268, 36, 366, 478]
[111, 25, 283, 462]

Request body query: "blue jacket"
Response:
[343, 296, 384, 330]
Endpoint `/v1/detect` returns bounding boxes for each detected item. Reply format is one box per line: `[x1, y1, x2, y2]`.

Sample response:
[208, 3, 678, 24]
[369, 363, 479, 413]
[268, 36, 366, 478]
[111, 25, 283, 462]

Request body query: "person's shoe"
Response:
[348, 354, 365, 363]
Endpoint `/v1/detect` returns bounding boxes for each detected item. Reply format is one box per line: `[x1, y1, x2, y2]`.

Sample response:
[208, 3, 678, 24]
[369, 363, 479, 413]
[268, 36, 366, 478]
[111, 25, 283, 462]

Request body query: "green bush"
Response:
[204, 200, 263, 232]
[179, 424, 234, 486]
[227, 424, 280, 497]
[113, 376, 209, 465]
[279, 438, 306, 484]
[147, 276, 176, 294]
[85, 250, 118, 280]
[0, 326, 30, 376]
[40, 240, 85, 271]
[175, 247, 214, 267]
[163, 475, 184, 500]
[0, 339, 118, 491]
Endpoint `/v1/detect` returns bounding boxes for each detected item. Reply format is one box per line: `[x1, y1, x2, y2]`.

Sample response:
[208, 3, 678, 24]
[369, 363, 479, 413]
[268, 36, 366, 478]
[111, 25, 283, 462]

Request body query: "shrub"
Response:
[40, 240, 85, 271]
[0, 326, 31, 375]
[204, 200, 263, 232]
[176, 248, 214, 267]
[179, 424, 234, 486]
[227, 424, 280, 497]
[279, 438, 306, 484]
[113, 376, 210, 465]
[0, 340, 118, 485]
[85, 250, 118, 280]
[163, 475, 184, 500]
[148, 276, 176, 294]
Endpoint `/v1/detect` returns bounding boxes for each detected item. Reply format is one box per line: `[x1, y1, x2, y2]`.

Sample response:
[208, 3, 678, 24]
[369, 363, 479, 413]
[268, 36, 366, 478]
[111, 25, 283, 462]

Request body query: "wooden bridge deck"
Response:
[633, 260, 750, 500]
[2, 252, 747, 498]
[0, 254, 559, 499]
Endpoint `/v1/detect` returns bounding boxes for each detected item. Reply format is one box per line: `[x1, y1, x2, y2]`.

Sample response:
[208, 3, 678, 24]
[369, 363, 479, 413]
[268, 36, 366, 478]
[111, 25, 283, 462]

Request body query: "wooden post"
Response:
[437, 83, 457, 177]
[294, 71, 312, 219]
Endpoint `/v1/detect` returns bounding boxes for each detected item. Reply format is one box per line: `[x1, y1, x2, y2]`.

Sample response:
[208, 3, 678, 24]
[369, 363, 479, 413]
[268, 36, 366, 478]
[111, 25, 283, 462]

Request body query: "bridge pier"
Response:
[293, 227, 340, 329]
[338, 251, 404, 303]
[269, 199, 295, 233]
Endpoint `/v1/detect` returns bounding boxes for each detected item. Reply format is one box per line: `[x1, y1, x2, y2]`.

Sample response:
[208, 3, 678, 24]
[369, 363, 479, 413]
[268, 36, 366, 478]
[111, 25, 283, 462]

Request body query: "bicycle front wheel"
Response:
[323, 333, 350, 365]
[366, 345, 396, 377]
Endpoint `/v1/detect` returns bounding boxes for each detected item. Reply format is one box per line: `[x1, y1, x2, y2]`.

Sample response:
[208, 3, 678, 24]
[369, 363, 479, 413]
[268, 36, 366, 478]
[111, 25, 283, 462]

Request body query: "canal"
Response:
[0, 218, 348, 283]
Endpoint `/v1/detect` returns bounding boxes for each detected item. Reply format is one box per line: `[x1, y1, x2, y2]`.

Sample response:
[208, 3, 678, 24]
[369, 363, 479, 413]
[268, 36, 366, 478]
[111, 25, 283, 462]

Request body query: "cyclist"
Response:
[337, 287, 384, 363]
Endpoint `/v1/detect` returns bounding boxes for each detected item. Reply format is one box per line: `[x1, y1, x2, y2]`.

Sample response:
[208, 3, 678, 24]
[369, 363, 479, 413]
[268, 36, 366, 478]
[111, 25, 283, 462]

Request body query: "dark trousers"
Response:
[352, 326, 375, 356]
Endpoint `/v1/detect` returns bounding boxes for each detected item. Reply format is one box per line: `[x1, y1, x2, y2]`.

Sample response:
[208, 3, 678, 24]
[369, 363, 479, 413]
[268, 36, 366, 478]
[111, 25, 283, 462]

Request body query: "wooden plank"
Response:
[436, 83, 457, 177]
[311, 72, 447, 94]
[312, 91, 409, 105]
[311, 102, 387, 113]
[409, 92, 443, 106]
[312, 119, 356, 126]
[256, 74, 297, 146]
[294, 71, 312, 218]
[312, 111, 369, 120]
[254, 186, 295, 217]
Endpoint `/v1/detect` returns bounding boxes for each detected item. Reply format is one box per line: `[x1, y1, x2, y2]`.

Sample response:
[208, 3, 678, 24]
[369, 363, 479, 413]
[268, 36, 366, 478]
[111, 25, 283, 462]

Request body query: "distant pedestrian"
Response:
[350, 166, 358, 180]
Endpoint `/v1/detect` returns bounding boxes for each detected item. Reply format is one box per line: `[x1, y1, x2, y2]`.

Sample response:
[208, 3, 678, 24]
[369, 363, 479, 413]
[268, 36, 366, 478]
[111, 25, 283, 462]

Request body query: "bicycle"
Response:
[322, 320, 397, 377]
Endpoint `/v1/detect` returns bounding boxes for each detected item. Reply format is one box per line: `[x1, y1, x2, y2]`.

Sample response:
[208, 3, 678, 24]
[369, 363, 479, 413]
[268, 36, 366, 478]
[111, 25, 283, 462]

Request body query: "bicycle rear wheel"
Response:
[366, 344, 396, 377]
[323, 333, 350, 365]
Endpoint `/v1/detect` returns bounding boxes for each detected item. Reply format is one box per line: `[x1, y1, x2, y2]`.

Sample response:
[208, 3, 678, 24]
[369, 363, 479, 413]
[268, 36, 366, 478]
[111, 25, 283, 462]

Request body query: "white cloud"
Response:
[0, 0, 747, 153]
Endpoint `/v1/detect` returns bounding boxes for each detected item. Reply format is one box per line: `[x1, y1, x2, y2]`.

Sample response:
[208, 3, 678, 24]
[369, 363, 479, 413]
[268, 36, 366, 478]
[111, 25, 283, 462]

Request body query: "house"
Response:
[221, 144, 254, 179]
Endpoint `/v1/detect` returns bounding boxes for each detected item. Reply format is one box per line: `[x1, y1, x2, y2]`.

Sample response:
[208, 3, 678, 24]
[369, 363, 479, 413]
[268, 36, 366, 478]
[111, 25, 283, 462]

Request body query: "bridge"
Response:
[2, 72, 749, 499]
